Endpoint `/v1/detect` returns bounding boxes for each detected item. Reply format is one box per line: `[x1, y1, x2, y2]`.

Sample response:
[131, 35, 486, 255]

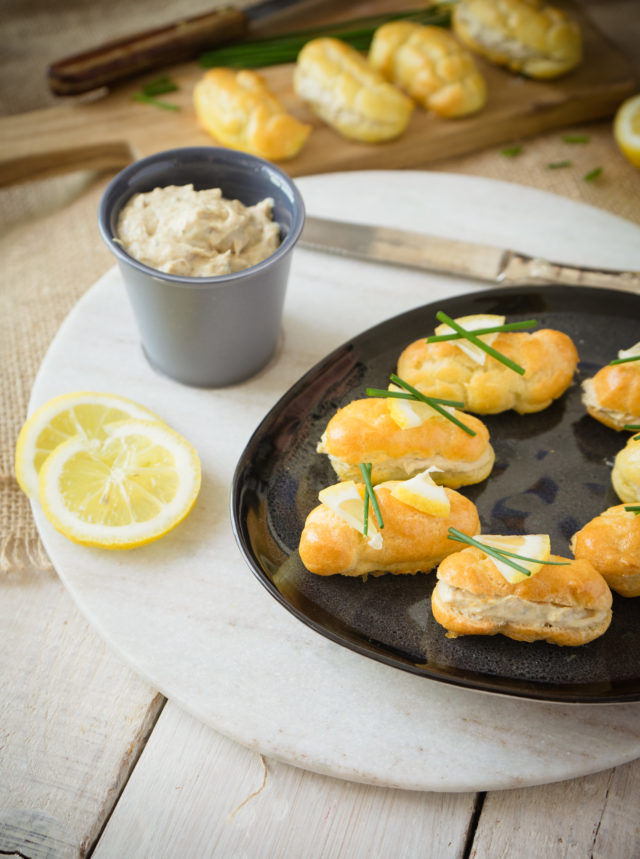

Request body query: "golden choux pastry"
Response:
[571, 505, 640, 598]
[396, 328, 579, 415]
[452, 0, 582, 79]
[612, 435, 640, 503]
[293, 37, 414, 142]
[432, 548, 612, 645]
[582, 351, 640, 431]
[193, 68, 311, 160]
[369, 22, 486, 117]
[299, 483, 480, 577]
[317, 397, 494, 487]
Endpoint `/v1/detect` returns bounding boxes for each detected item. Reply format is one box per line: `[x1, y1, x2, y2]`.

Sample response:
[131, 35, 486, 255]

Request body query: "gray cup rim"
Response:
[97, 146, 305, 289]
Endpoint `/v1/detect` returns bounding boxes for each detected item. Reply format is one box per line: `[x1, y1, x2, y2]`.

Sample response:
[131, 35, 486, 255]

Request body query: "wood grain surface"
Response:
[0, 0, 636, 187]
[2, 1, 640, 857]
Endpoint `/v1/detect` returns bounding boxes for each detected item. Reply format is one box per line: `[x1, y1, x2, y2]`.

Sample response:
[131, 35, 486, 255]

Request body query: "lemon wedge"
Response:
[390, 468, 450, 516]
[617, 341, 640, 363]
[38, 419, 201, 549]
[434, 313, 505, 365]
[475, 534, 551, 583]
[614, 93, 640, 168]
[318, 481, 383, 549]
[15, 391, 162, 498]
[386, 383, 454, 429]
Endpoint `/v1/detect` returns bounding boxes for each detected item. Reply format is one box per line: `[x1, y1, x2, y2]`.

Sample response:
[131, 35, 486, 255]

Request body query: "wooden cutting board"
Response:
[1, 2, 636, 186]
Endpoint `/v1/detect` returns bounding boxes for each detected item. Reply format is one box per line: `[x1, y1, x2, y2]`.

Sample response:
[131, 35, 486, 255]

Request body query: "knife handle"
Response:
[47, 7, 248, 96]
[500, 252, 640, 295]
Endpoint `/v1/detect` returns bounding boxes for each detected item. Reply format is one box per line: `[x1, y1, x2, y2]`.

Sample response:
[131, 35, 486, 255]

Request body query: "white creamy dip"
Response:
[116, 184, 280, 277]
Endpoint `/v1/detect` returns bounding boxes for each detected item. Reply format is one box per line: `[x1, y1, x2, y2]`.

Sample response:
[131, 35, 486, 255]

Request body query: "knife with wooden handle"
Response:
[47, 0, 327, 95]
[300, 215, 640, 294]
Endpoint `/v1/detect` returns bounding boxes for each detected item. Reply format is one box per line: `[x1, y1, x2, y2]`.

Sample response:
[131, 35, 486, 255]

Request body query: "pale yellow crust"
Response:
[293, 37, 414, 142]
[571, 505, 640, 597]
[396, 329, 578, 415]
[298, 486, 480, 577]
[581, 364, 640, 431]
[193, 69, 311, 161]
[432, 549, 612, 645]
[612, 436, 640, 503]
[452, 0, 582, 79]
[369, 22, 486, 118]
[317, 397, 494, 486]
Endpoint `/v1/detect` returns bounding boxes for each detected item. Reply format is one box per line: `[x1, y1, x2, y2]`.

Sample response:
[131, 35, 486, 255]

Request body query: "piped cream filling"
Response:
[582, 379, 640, 427]
[319, 442, 494, 486]
[437, 581, 608, 630]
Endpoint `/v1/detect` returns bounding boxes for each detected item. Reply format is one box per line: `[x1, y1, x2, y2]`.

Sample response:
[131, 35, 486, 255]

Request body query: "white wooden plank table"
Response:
[2, 2, 640, 857]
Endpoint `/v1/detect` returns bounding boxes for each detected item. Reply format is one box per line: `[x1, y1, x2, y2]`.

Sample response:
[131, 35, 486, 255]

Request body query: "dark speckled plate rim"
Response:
[231, 284, 640, 704]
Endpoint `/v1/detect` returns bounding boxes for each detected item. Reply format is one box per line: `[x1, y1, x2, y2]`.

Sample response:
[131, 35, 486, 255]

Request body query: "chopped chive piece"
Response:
[562, 134, 590, 143]
[142, 75, 179, 96]
[199, 5, 451, 68]
[131, 93, 180, 111]
[360, 462, 383, 531]
[547, 160, 572, 169]
[426, 319, 537, 343]
[501, 145, 522, 157]
[388, 374, 477, 436]
[435, 311, 526, 375]
[623, 424, 640, 440]
[365, 387, 464, 408]
[625, 505, 640, 515]
[447, 528, 531, 575]
[447, 528, 569, 575]
[610, 354, 640, 365]
[361, 464, 370, 536]
[584, 167, 602, 182]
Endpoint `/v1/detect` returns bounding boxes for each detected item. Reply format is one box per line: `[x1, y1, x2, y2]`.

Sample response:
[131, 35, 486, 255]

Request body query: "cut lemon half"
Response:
[386, 384, 454, 429]
[318, 481, 383, 549]
[390, 468, 450, 516]
[613, 93, 640, 168]
[38, 419, 201, 549]
[15, 391, 162, 498]
[434, 313, 505, 365]
[475, 534, 551, 583]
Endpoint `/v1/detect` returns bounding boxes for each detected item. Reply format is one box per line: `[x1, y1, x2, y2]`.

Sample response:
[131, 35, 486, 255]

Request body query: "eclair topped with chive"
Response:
[582, 342, 640, 431]
[396, 313, 579, 415]
[432, 531, 612, 646]
[317, 377, 495, 488]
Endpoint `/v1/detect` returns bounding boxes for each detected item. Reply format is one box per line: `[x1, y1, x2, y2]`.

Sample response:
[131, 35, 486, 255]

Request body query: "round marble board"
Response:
[30, 171, 640, 792]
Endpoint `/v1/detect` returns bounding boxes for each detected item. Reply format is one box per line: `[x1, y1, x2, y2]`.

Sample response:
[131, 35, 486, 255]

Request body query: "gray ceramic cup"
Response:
[98, 147, 305, 387]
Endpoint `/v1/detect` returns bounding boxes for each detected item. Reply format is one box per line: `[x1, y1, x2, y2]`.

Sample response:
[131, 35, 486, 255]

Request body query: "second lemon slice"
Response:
[318, 481, 383, 549]
[386, 383, 454, 429]
[434, 313, 505, 365]
[475, 534, 551, 583]
[15, 391, 162, 498]
[38, 419, 201, 549]
[390, 469, 450, 516]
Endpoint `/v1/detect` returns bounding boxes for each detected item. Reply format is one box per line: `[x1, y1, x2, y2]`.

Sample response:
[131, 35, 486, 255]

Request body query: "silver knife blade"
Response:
[300, 215, 640, 295]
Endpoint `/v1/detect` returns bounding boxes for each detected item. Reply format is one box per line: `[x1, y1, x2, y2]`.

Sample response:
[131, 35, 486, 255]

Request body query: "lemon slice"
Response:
[434, 314, 505, 365]
[390, 468, 450, 516]
[318, 481, 383, 549]
[38, 420, 201, 549]
[475, 534, 551, 583]
[618, 341, 640, 363]
[386, 384, 454, 429]
[15, 391, 162, 498]
[614, 93, 640, 168]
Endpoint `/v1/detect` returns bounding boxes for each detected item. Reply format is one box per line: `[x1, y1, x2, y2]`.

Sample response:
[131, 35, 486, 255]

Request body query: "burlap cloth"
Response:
[1, 1, 639, 572]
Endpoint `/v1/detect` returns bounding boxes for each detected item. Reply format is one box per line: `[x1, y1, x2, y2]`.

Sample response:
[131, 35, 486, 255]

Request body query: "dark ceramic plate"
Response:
[232, 286, 640, 703]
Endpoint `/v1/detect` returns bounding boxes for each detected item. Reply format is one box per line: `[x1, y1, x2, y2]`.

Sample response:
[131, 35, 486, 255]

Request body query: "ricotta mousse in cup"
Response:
[98, 147, 305, 387]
